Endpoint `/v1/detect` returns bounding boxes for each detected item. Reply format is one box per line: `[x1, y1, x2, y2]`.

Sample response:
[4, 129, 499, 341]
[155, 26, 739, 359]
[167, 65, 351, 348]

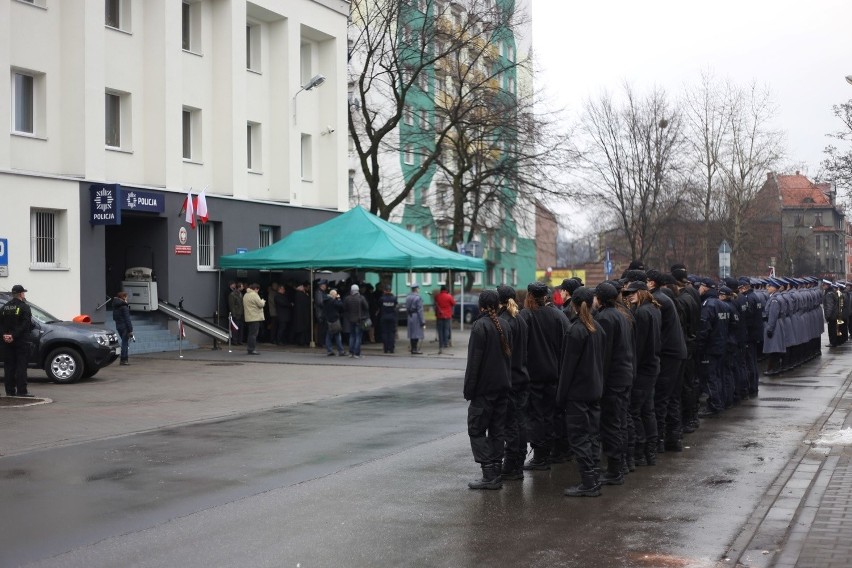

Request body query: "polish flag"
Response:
[184, 189, 196, 229]
[229, 314, 240, 333]
[178, 320, 186, 339]
[197, 189, 208, 224]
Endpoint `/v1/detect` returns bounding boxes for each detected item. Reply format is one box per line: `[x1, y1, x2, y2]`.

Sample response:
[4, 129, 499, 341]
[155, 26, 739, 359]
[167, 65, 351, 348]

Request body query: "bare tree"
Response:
[718, 83, 784, 274]
[579, 84, 685, 263]
[821, 99, 852, 209]
[682, 71, 730, 273]
[348, 0, 512, 220]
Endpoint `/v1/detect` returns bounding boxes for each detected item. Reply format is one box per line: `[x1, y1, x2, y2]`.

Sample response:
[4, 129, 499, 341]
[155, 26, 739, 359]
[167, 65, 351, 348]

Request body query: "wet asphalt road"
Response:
[1, 345, 850, 568]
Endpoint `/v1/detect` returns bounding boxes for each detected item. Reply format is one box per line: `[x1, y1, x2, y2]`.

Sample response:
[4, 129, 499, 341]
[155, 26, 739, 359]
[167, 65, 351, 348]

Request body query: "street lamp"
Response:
[292, 74, 327, 123]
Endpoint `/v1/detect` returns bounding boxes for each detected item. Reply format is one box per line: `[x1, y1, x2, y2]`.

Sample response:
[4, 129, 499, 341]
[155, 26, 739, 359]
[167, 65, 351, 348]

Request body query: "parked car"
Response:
[0, 292, 120, 383]
[452, 293, 480, 324]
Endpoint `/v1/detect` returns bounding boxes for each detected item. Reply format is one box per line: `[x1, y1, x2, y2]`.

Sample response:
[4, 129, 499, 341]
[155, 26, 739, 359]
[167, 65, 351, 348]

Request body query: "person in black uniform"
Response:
[2, 284, 34, 397]
[738, 277, 763, 399]
[378, 285, 398, 353]
[464, 290, 512, 490]
[624, 281, 661, 466]
[697, 278, 728, 416]
[520, 282, 570, 471]
[593, 282, 634, 485]
[558, 287, 606, 497]
[497, 286, 530, 480]
[112, 291, 134, 366]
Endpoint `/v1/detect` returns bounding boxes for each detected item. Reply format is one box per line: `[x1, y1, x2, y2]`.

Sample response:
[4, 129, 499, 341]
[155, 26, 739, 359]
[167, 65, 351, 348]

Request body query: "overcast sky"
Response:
[531, 0, 852, 234]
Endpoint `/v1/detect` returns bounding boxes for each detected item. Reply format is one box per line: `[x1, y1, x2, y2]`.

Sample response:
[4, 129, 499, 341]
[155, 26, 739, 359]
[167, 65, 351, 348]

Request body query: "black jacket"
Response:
[824, 289, 839, 321]
[742, 289, 764, 343]
[379, 293, 397, 321]
[652, 288, 687, 360]
[1, 297, 32, 342]
[322, 296, 343, 323]
[464, 314, 512, 400]
[556, 316, 605, 406]
[698, 290, 728, 356]
[111, 297, 133, 333]
[519, 305, 569, 384]
[594, 306, 634, 388]
[632, 302, 661, 387]
[500, 310, 530, 389]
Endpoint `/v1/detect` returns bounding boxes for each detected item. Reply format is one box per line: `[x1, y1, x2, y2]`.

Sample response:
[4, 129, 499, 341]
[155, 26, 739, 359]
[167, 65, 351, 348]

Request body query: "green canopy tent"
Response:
[220, 206, 485, 273]
[219, 207, 484, 346]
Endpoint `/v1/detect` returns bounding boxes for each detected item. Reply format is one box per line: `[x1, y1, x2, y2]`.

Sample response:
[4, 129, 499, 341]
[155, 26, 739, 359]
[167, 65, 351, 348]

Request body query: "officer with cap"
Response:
[696, 278, 727, 416]
[822, 279, 840, 348]
[555, 278, 581, 319]
[738, 277, 763, 397]
[764, 279, 785, 373]
[718, 286, 746, 406]
[2, 285, 34, 397]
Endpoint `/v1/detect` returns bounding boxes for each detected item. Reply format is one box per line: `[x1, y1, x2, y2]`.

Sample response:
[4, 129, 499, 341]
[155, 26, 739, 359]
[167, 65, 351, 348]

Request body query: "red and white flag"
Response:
[178, 320, 186, 339]
[197, 189, 208, 224]
[184, 189, 196, 229]
[229, 313, 239, 334]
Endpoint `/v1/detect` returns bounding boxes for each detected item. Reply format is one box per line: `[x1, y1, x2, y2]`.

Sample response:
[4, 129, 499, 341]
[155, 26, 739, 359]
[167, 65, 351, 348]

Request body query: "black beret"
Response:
[527, 281, 549, 298]
[646, 269, 663, 283]
[595, 282, 619, 302]
[719, 286, 733, 295]
[571, 286, 595, 306]
[497, 285, 516, 303]
[624, 269, 648, 283]
[558, 278, 581, 294]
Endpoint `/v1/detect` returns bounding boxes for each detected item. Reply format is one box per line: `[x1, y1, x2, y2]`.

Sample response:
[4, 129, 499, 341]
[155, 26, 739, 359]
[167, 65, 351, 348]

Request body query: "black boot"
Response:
[657, 438, 666, 454]
[468, 465, 503, 490]
[645, 437, 658, 466]
[634, 446, 648, 466]
[623, 453, 634, 474]
[564, 470, 602, 497]
[523, 447, 551, 471]
[665, 437, 683, 452]
[599, 458, 624, 486]
[501, 460, 524, 481]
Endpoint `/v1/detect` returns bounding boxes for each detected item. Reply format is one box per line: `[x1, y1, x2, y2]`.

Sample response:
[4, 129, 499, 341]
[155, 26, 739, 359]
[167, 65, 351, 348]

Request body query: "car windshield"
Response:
[27, 302, 62, 324]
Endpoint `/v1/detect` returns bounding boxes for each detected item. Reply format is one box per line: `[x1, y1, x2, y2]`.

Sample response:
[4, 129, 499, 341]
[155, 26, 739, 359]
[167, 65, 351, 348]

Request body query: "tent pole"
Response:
[309, 268, 315, 348]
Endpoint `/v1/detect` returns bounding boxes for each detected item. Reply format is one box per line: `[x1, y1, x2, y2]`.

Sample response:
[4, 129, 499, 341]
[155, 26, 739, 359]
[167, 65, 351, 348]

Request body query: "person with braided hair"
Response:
[519, 281, 570, 471]
[558, 287, 606, 497]
[464, 290, 513, 490]
[496, 285, 530, 480]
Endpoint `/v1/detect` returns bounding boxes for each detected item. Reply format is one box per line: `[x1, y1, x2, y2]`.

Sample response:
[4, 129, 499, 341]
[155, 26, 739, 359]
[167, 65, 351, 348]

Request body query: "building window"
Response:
[12, 70, 44, 135]
[246, 23, 261, 71]
[247, 122, 261, 171]
[815, 235, 821, 251]
[501, 268, 506, 285]
[182, 106, 201, 160]
[404, 105, 414, 126]
[794, 213, 804, 227]
[510, 237, 517, 253]
[300, 133, 312, 181]
[421, 183, 430, 205]
[31, 209, 63, 268]
[105, 90, 131, 149]
[105, 0, 131, 32]
[423, 272, 432, 286]
[197, 222, 214, 270]
[474, 271, 482, 286]
[511, 268, 517, 286]
[488, 267, 495, 285]
[814, 212, 823, 227]
[259, 225, 275, 248]
[182, 1, 201, 53]
[422, 226, 431, 240]
[404, 144, 414, 165]
[420, 110, 429, 129]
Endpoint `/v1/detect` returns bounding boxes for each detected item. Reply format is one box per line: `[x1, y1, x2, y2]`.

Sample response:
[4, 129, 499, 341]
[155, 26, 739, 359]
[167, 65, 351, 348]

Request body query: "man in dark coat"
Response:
[697, 278, 728, 416]
[823, 280, 840, 347]
[2, 285, 34, 397]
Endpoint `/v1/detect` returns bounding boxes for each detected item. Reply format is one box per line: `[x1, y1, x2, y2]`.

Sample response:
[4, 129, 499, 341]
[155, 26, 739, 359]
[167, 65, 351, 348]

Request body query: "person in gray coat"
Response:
[405, 283, 426, 354]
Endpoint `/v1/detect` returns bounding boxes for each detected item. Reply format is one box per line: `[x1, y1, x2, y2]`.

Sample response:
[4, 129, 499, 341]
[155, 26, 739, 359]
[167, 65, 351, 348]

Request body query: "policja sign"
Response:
[90, 184, 122, 225]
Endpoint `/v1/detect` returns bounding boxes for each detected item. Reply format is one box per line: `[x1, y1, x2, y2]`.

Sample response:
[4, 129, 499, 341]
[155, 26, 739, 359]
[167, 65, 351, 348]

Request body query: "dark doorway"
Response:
[104, 215, 169, 301]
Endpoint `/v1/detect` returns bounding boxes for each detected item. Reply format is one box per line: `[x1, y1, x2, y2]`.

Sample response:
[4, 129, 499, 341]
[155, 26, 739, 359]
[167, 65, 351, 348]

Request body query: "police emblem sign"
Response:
[90, 184, 122, 225]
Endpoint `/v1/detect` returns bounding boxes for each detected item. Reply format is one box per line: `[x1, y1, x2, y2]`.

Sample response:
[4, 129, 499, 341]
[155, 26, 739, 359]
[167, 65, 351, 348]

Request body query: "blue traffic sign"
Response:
[0, 238, 7, 266]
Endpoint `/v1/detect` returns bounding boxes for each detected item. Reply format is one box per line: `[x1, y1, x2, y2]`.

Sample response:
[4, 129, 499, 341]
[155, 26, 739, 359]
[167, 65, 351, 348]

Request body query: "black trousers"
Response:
[563, 399, 601, 474]
[681, 352, 699, 422]
[629, 384, 657, 449]
[527, 383, 556, 450]
[468, 392, 508, 465]
[600, 385, 630, 460]
[3, 341, 30, 395]
[655, 356, 683, 440]
[745, 342, 759, 395]
[503, 386, 530, 467]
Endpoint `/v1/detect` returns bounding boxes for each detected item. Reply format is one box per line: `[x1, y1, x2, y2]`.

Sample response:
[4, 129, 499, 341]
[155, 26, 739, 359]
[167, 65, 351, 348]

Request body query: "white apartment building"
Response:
[1, 0, 349, 320]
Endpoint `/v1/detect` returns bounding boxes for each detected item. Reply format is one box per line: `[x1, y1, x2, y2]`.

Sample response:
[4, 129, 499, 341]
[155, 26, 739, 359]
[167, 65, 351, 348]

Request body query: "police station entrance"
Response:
[104, 215, 169, 302]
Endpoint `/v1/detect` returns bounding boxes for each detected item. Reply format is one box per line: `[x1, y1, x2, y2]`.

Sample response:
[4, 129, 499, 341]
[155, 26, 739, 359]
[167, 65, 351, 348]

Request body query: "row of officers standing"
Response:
[462, 265, 835, 497]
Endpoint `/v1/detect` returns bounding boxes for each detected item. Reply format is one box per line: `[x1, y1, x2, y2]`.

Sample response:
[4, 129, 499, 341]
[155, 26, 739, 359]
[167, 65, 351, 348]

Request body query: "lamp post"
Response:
[292, 74, 326, 123]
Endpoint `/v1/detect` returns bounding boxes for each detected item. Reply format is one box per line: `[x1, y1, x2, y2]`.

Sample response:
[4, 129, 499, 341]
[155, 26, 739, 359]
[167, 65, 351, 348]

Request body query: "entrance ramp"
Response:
[157, 301, 230, 343]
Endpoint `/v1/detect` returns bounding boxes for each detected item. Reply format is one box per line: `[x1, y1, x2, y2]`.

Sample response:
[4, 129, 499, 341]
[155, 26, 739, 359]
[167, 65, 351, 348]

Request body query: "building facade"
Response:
[348, 0, 535, 299]
[1, 0, 349, 320]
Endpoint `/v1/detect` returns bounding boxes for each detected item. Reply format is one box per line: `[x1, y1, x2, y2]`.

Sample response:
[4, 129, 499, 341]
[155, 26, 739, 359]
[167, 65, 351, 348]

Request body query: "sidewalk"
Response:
[729, 342, 852, 568]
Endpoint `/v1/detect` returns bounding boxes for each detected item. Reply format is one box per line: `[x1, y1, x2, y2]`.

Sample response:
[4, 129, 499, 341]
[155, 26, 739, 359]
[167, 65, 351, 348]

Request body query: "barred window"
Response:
[259, 225, 274, 248]
[31, 209, 58, 267]
[197, 222, 215, 270]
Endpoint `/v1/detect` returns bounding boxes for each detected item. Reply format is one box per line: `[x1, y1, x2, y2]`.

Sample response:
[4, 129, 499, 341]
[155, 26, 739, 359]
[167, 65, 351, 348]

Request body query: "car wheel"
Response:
[464, 311, 474, 324]
[45, 348, 85, 384]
